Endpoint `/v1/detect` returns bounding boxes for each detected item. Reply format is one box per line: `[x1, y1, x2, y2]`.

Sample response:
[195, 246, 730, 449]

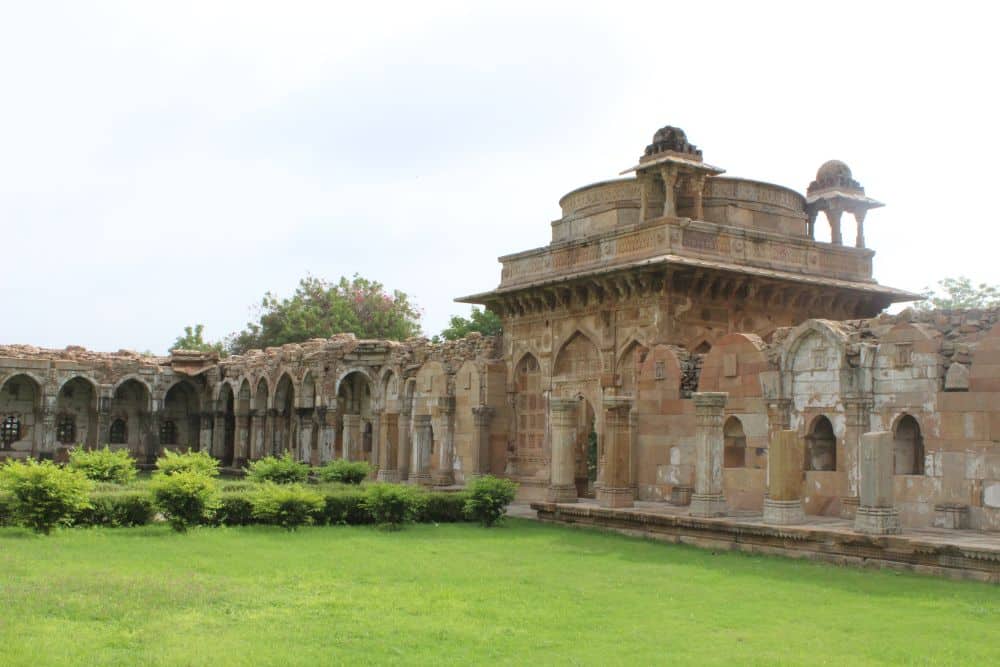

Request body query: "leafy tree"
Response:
[918, 276, 1000, 310]
[172, 324, 225, 356]
[437, 307, 502, 341]
[227, 275, 422, 354]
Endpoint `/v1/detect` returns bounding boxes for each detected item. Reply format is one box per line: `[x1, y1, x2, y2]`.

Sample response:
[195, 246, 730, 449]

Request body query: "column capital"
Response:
[692, 391, 727, 410]
[601, 395, 633, 412]
[471, 405, 494, 425]
[412, 413, 432, 426]
[549, 397, 579, 413]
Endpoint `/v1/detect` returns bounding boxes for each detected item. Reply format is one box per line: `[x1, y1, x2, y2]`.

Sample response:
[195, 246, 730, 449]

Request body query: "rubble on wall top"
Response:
[0, 343, 168, 364]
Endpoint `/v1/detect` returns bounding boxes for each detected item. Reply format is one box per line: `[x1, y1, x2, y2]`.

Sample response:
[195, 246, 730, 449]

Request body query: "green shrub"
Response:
[316, 489, 370, 525]
[421, 491, 470, 523]
[251, 483, 323, 530]
[245, 452, 309, 485]
[317, 460, 370, 485]
[75, 490, 154, 527]
[67, 446, 138, 484]
[219, 480, 257, 494]
[0, 489, 16, 526]
[156, 449, 220, 478]
[0, 460, 92, 533]
[362, 484, 425, 530]
[150, 470, 220, 532]
[464, 475, 518, 527]
[214, 493, 256, 526]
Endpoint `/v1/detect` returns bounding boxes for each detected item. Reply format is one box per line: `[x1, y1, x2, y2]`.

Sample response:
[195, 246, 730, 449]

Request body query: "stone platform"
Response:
[530, 500, 1000, 583]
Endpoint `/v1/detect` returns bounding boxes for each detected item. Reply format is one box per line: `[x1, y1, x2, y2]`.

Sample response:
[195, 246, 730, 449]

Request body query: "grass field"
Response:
[0, 519, 997, 666]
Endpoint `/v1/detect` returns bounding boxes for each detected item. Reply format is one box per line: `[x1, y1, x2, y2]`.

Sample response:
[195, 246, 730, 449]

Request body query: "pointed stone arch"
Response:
[553, 330, 602, 379]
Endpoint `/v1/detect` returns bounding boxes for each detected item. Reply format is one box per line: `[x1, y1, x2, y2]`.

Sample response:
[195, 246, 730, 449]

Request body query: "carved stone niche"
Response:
[944, 363, 970, 392]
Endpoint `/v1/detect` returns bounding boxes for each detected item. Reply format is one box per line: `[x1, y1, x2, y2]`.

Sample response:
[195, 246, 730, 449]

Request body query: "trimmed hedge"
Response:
[75, 490, 155, 527]
[317, 460, 370, 485]
[214, 493, 255, 526]
[245, 453, 309, 485]
[151, 470, 220, 532]
[316, 489, 370, 525]
[464, 475, 518, 527]
[67, 446, 138, 484]
[420, 491, 470, 523]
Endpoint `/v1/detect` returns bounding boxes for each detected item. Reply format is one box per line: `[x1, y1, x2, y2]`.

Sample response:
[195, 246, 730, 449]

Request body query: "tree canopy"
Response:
[918, 276, 1000, 310]
[226, 275, 422, 354]
[172, 324, 225, 356]
[437, 307, 502, 341]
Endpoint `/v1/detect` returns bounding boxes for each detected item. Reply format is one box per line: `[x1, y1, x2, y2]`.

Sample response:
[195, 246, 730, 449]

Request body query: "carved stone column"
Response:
[96, 393, 112, 449]
[410, 414, 432, 485]
[598, 395, 634, 508]
[319, 406, 337, 463]
[763, 430, 806, 524]
[547, 398, 578, 503]
[470, 406, 494, 478]
[40, 397, 56, 458]
[806, 209, 818, 239]
[690, 173, 706, 220]
[342, 414, 362, 462]
[234, 414, 250, 468]
[198, 412, 214, 454]
[398, 403, 412, 481]
[659, 165, 679, 217]
[212, 411, 226, 460]
[264, 408, 277, 457]
[841, 397, 872, 519]
[690, 392, 728, 517]
[296, 409, 313, 464]
[432, 397, 455, 486]
[854, 431, 901, 535]
[376, 412, 400, 482]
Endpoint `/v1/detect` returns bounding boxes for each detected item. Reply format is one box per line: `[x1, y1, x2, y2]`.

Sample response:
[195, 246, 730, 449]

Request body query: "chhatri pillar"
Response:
[597, 394, 634, 508]
[547, 398, 579, 503]
[689, 391, 728, 517]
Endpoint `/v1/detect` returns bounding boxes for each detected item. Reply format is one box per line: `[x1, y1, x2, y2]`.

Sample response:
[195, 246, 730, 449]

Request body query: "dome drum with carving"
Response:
[808, 160, 865, 196]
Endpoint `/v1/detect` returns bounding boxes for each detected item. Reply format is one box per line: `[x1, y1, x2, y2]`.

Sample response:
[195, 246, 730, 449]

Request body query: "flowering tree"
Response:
[226, 275, 422, 354]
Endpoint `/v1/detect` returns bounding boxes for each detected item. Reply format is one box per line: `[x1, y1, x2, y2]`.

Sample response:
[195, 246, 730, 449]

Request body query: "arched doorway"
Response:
[893, 415, 924, 475]
[56, 377, 98, 449]
[217, 384, 236, 466]
[805, 415, 836, 471]
[337, 371, 372, 461]
[163, 381, 200, 454]
[112, 379, 151, 460]
[573, 397, 597, 498]
[0, 374, 41, 454]
[273, 374, 295, 456]
[723, 416, 747, 468]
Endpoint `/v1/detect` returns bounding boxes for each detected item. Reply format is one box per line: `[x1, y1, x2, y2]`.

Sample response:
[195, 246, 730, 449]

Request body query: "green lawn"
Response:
[0, 520, 997, 666]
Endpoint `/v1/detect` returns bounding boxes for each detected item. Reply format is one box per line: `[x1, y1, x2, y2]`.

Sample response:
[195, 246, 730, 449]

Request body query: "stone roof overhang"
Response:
[620, 152, 726, 176]
[456, 253, 921, 305]
[806, 189, 884, 208]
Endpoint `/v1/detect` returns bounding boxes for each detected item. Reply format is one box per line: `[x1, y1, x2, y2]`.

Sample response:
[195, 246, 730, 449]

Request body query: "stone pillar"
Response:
[762, 430, 806, 524]
[297, 410, 313, 464]
[40, 398, 56, 458]
[659, 165, 679, 217]
[638, 172, 651, 222]
[342, 414, 361, 461]
[470, 406, 494, 478]
[199, 412, 213, 453]
[248, 409, 262, 461]
[212, 411, 226, 460]
[690, 173, 706, 220]
[547, 398, 578, 503]
[432, 398, 455, 486]
[597, 395, 634, 508]
[854, 431, 901, 534]
[841, 397, 871, 519]
[264, 408, 277, 457]
[854, 209, 867, 248]
[398, 404, 412, 481]
[235, 414, 250, 467]
[319, 407, 337, 463]
[827, 207, 843, 245]
[96, 393, 112, 449]
[807, 209, 818, 239]
[410, 414, 432, 485]
[376, 412, 400, 482]
[689, 392, 728, 517]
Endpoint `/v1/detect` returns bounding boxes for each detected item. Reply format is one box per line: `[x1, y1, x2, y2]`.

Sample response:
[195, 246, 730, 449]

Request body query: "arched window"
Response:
[1, 415, 21, 448]
[109, 419, 127, 445]
[159, 420, 177, 445]
[893, 415, 925, 475]
[723, 416, 746, 468]
[57, 415, 76, 444]
[805, 416, 836, 471]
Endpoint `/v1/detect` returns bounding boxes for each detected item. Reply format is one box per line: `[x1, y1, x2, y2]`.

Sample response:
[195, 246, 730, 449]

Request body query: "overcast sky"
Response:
[2, 1, 997, 353]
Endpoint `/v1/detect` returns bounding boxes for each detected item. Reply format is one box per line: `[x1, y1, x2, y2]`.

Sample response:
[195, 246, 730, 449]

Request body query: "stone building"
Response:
[3, 125, 999, 536]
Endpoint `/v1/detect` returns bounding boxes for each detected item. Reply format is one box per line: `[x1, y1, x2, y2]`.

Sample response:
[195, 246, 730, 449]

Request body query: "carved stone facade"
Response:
[3, 126, 1000, 535]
